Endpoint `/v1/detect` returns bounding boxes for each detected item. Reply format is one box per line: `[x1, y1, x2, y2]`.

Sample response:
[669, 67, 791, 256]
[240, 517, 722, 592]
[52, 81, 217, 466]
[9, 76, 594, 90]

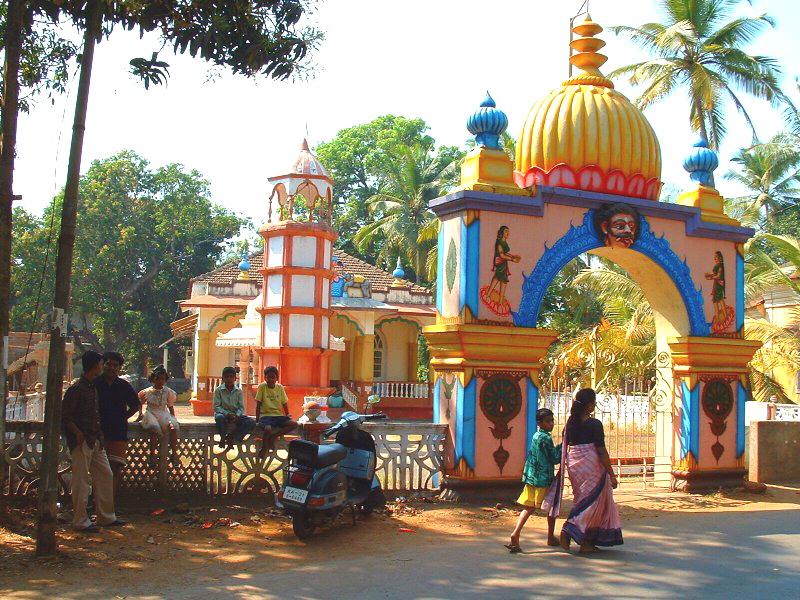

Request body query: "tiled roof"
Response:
[192, 248, 431, 295]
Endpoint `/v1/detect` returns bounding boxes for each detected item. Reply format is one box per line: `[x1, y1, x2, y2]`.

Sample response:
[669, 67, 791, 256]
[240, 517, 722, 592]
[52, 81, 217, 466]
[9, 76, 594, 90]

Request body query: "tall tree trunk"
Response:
[36, 0, 99, 556]
[0, 0, 25, 514]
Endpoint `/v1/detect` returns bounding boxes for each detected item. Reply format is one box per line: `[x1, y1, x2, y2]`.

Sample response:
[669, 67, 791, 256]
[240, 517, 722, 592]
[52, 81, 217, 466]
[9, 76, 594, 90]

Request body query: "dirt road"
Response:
[2, 484, 799, 599]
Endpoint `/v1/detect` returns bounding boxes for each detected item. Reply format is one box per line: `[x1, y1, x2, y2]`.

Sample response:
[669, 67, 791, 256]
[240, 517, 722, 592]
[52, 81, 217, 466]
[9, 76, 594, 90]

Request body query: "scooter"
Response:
[277, 410, 387, 539]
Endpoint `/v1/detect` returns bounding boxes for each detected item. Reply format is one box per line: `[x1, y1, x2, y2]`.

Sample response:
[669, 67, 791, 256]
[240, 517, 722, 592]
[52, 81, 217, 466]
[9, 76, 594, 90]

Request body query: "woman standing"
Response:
[481, 225, 521, 316]
[543, 388, 623, 553]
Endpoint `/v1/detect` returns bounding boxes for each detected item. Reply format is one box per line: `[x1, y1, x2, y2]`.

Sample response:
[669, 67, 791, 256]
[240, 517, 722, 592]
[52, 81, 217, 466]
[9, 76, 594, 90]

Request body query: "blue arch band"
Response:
[512, 209, 709, 335]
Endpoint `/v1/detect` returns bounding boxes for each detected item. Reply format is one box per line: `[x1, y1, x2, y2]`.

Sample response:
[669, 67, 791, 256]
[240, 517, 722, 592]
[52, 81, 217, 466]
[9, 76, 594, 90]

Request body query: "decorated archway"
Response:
[424, 15, 760, 494]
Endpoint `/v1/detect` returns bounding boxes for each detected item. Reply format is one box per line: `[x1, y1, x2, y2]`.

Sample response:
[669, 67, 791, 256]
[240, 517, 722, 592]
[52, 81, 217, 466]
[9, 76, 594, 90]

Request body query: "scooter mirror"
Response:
[367, 394, 381, 404]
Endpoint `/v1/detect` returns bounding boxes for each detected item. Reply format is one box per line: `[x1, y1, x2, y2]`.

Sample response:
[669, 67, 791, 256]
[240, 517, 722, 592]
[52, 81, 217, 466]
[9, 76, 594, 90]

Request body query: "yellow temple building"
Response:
[171, 141, 435, 420]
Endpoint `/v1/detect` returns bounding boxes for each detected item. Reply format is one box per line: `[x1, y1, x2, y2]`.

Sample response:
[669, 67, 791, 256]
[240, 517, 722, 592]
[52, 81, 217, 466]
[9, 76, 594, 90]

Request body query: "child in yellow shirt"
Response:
[255, 366, 297, 458]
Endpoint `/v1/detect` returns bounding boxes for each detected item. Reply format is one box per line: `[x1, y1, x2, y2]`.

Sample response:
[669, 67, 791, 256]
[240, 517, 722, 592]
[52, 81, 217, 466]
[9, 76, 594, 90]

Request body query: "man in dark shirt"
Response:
[62, 350, 125, 532]
[96, 351, 140, 493]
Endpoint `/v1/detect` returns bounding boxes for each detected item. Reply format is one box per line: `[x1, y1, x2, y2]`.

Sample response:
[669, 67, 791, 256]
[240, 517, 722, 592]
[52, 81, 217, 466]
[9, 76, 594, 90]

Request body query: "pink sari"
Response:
[542, 437, 623, 547]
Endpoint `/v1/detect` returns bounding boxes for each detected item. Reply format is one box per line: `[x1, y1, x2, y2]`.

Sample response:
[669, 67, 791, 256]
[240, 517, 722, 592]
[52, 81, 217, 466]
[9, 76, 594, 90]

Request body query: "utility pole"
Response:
[36, 0, 100, 555]
[0, 0, 25, 514]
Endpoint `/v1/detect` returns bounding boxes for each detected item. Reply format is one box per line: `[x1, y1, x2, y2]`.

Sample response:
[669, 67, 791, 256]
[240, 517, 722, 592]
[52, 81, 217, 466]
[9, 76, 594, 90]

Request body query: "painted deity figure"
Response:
[331, 259, 346, 297]
[594, 203, 640, 249]
[706, 251, 734, 333]
[344, 274, 371, 298]
[481, 225, 521, 317]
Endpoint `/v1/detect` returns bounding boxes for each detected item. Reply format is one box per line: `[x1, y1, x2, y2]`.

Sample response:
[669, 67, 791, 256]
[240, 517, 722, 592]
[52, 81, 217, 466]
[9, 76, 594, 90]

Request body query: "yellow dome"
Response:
[515, 16, 662, 200]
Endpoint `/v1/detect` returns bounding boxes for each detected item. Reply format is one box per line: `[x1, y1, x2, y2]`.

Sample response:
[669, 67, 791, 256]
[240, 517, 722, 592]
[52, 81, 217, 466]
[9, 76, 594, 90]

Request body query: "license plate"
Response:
[283, 486, 309, 503]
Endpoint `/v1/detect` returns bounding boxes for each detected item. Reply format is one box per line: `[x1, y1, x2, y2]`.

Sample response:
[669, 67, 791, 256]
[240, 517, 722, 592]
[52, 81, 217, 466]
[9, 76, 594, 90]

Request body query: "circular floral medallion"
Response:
[480, 376, 522, 427]
[701, 379, 733, 419]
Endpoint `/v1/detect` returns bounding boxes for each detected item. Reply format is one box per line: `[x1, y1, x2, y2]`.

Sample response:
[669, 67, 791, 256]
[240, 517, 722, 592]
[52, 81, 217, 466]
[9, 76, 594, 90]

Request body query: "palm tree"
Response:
[354, 143, 459, 284]
[743, 233, 800, 402]
[548, 236, 800, 403]
[608, 0, 784, 149]
[465, 131, 516, 161]
[543, 262, 656, 390]
[724, 137, 800, 226]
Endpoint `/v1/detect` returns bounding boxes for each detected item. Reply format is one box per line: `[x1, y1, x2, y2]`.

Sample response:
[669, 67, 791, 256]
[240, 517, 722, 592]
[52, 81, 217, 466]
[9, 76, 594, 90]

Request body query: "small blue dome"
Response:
[466, 91, 508, 149]
[682, 137, 719, 186]
[238, 249, 251, 272]
[392, 257, 405, 279]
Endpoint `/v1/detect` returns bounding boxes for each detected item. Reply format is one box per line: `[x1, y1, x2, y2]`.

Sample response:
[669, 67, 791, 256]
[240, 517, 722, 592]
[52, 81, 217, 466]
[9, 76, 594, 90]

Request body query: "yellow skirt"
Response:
[516, 484, 548, 508]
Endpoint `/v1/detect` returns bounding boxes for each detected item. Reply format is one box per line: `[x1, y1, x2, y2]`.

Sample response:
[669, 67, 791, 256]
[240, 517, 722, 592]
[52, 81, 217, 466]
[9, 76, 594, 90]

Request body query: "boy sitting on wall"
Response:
[256, 366, 297, 458]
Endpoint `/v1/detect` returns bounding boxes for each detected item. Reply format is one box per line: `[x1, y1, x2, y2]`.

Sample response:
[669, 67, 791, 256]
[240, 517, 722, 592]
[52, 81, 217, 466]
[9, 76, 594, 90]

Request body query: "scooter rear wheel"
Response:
[292, 513, 316, 540]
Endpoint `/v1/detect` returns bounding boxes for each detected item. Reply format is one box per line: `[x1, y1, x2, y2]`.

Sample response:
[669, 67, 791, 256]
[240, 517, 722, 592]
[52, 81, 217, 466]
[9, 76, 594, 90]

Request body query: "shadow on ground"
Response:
[1, 484, 798, 599]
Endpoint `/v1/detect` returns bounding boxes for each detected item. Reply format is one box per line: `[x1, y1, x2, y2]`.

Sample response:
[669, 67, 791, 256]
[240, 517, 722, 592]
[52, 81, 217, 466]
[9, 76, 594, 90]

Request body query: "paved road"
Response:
[118, 504, 799, 600]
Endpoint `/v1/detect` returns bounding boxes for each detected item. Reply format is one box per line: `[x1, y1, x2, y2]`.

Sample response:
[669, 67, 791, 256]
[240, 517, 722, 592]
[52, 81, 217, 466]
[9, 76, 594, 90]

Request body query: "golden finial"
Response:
[565, 14, 613, 88]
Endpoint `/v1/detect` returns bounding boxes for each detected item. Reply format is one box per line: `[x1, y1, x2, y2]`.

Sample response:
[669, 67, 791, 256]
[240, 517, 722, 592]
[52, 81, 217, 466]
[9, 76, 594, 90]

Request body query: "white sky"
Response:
[13, 0, 800, 230]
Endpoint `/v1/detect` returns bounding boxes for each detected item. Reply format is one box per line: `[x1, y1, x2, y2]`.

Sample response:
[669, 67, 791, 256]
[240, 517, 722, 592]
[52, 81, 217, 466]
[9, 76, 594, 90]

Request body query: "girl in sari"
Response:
[542, 388, 623, 552]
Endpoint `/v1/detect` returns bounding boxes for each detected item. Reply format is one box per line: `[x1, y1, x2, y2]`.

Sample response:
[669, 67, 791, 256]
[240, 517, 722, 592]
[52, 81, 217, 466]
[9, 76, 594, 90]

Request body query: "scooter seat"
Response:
[315, 443, 347, 468]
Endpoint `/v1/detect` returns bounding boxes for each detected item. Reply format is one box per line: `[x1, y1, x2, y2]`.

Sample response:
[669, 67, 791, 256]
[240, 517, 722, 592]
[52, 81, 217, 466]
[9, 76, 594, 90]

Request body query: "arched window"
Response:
[373, 334, 384, 381]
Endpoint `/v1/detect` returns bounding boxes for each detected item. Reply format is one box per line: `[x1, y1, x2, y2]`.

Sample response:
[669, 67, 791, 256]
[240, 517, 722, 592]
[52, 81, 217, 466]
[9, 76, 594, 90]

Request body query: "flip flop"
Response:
[504, 543, 523, 554]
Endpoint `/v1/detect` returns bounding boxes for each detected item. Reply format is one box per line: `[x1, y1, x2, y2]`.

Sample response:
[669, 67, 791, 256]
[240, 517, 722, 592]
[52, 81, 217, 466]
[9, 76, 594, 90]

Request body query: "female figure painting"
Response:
[481, 225, 521, 317]
[705, 251, 734, 333]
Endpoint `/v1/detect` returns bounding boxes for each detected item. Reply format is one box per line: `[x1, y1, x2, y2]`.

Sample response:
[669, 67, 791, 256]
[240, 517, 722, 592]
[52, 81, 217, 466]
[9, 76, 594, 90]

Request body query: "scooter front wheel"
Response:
[292, 513, 316, 540]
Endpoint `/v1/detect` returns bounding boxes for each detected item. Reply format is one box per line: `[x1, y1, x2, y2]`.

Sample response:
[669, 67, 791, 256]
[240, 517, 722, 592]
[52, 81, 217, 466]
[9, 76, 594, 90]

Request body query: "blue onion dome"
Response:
[682, 137, 719, 186]
[238, 249, 251, 272]
[466, 91, 508, 149]
[392, 257, 405, 279]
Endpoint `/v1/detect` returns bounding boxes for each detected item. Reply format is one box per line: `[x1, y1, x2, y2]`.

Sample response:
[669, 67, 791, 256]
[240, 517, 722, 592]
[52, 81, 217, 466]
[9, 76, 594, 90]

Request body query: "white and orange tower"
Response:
[256, 139, 337, 417]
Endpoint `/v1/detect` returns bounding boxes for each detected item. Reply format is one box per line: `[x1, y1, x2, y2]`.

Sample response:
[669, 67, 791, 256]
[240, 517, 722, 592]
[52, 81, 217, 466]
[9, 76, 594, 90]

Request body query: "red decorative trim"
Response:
[514, 163, 662, 201]
[479, 286, 511, 317]
[711, 306, 735, 334]
[256, 306, 329, 317]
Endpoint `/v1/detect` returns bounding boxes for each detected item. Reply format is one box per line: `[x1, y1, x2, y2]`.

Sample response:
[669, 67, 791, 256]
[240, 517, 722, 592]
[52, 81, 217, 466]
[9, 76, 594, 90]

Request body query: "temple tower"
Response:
[256, 139, 337, 416]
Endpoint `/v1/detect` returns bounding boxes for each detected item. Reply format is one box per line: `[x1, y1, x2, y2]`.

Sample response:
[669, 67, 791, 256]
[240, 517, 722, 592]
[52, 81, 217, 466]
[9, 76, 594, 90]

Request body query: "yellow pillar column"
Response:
[196, 330, 209, 399]
[424, 324, 559, 497]
[353, 334, 375, 384]
[340, 341, 351, 381]
[407, 338, 419, 382]
[668, 336, 760, 491]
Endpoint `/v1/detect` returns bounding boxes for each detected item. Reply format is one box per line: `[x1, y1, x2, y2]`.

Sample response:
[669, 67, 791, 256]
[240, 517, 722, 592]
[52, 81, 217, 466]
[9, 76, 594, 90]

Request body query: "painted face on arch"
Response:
[603, 212, 637, 248]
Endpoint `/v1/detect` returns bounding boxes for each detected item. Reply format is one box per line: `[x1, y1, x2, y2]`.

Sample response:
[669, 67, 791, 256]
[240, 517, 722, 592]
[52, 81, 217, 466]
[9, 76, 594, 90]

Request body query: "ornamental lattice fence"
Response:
[2, 421, 447, 499]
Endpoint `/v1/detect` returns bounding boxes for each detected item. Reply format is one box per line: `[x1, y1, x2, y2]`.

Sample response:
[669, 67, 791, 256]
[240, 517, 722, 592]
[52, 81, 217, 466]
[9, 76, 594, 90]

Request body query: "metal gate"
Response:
[540, 360, 657, 486]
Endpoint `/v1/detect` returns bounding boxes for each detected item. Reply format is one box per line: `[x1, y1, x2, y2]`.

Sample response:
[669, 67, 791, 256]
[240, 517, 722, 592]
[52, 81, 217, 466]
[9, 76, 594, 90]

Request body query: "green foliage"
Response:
[314, 115, 463, 269]
[35, 0, 322, 80]
[724, 136, 800, 231]
[217, 226, 263, 266]
[129, 52, 170, 89]
[465, 131, 516, 160]
[353, 142, 462, 284]
[609, 0, 785, 149]
[9, 206, 53, 332]
[417, 332, 430, 382]
[10, 151, 244, 373]
[0, 3, 79, 112]
[539, 255, 604, 336]
[541, 260, 655, 388]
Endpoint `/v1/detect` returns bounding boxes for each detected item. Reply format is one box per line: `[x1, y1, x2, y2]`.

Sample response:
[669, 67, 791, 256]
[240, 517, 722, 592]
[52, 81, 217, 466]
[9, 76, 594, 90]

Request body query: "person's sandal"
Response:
[559, 530, 572, 551]
[77, 524, 100, 534]
[504, 543, 523, 554]
[102, 519, 128, 527]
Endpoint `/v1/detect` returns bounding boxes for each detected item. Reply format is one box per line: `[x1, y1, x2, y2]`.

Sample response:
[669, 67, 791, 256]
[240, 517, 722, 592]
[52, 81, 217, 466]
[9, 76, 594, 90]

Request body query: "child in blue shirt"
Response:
[506, 407, 562, 553]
